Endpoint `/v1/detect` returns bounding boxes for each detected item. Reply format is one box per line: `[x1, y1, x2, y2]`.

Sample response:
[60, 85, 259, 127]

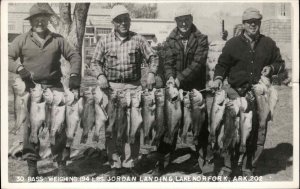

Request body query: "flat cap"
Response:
[111, 5, 129, 21]
[242, 7, 263, 21]
[174, 6, 192, 18]
[24, 4, 53, 20]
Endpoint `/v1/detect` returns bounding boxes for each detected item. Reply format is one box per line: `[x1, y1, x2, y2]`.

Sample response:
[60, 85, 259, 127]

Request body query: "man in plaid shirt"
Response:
[90, 5, 158, 176]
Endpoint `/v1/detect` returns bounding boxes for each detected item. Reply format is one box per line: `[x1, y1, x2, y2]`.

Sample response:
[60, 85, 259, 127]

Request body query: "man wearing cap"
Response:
[9, 4, 82, 177]
[90, 5, 158, 176]
[151, 6, 212, 176]
[212, 7, 285, 177]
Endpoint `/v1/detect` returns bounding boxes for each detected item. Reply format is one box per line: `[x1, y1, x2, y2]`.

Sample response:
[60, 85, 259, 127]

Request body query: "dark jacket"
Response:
[214, 33, 285, 88]
[163, 25, 209, 91]
[9, 29, 81, 83]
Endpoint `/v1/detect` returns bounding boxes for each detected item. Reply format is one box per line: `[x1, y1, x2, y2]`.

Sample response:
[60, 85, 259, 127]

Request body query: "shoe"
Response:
[123, 168, 139, 178]
[151, 162, 164, 177]
[203, 171, 215, 176]
[107, 168, 122, 177]
[218, 167, 232, 180]
[242, 170, 253, 177]
[57, 161, 68, 177]
[27, 160, 39, 178]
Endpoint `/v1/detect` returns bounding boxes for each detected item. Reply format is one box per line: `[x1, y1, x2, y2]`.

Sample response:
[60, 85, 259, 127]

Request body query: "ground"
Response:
[7, 73, 293, 183]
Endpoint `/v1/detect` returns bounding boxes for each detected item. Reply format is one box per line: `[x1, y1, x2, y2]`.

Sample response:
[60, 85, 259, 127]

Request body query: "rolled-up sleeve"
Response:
[139, 36, 158, 74]
[90, 38, 105, 76]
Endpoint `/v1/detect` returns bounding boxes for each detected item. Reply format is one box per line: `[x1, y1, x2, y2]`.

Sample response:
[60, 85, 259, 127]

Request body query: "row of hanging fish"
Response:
[209, 75, 278, 165]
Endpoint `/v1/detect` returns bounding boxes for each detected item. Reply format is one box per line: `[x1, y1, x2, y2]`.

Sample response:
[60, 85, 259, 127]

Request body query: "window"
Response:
[85, 27, 95, 35]
[96, 28, 111, 35]
[23, 24, 31, 32]
[8, 25, 15, 31]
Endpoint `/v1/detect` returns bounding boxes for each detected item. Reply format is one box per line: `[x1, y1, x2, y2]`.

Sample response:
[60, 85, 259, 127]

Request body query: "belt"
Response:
[110, 78, 139, 83]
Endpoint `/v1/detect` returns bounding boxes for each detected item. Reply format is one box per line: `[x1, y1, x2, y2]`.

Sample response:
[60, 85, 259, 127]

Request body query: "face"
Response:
[30, 14, 50, 33]
[112, 13, 131, 37]
[175, 15, 193, 35]
[243, 19, 261, 37]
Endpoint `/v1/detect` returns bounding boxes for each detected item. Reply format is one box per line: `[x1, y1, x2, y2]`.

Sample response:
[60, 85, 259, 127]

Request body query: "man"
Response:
[8, 4, 82, 177]
[90, 5, 158, 176]
[212, 7, 285, 177]
[152, 7, 212, 176]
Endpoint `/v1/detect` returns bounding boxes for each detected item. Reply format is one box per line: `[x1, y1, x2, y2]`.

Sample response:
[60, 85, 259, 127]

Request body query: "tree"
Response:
[36, 3, 90, 81]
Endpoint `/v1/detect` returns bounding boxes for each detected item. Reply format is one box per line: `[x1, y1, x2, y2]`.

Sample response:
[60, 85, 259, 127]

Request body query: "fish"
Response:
[141, 89, 156, 145]
[222, 98, 241, 153]
[92, 86, 108, 142]
[190, 89, 206, 145]
[40, 88, 53, 138]
[65, 93, 83, 147]
[115, 91, 129, 148]
[29, 84, 46, 144]
[80, 87, 95, 144]
[152, 88, 166, 146]
[49, 90, 66, 145]
[179, 91, 192, 144]
[105, 90, 118, 138]
[128, 90, 143, 144]
[253, 76, 272, 130]
[239, 97, 253, 153]
[209, 89, 227, 149]
[10, 78, 30, 135]
[163, 83, 183, 144]
[268, 85, 278, 120]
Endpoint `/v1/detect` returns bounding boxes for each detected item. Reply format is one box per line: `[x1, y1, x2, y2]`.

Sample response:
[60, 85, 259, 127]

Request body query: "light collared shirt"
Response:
[91, 31, 158, 82]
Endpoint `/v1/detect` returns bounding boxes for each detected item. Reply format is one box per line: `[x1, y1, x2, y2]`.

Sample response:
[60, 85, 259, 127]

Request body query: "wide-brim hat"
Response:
[24, 4, 53, 20]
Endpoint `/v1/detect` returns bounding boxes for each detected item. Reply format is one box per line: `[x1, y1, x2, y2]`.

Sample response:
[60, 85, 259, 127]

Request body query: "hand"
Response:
[175, 78, 180, 88]
[18, 67, 35, 90]
[97, 75, 109, 89]
[261, 66, 272, 77]
[166, 76, 175, 86]
[212, 79, 223, 90]
[69, 74, 81, 90]
[146, 72, 156, 90]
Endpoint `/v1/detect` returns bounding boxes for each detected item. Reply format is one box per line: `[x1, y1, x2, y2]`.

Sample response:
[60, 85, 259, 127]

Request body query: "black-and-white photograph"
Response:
[1, 0, 299, 188]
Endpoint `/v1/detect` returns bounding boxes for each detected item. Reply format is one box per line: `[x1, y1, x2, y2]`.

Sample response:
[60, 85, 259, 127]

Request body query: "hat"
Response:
[174, 6, 192, 18]
[24, 4, 53, 20]
[242, 7, 263, 21]
[110, 5, 129, 21]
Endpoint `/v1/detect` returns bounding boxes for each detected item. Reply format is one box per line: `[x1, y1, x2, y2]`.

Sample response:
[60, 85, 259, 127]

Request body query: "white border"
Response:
[1, 0, 299, 188]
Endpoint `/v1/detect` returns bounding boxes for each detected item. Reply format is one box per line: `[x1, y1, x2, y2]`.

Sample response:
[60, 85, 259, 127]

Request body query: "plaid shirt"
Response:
[91, 31, 158, 82]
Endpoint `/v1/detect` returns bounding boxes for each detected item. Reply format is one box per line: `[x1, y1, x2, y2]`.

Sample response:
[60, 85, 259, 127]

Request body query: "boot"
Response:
[27, 160, 39, 178]
[57, 161, 68, 177]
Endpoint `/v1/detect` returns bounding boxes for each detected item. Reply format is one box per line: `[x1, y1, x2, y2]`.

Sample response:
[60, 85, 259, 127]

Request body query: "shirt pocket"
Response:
[105, 50, 118, 67]
[128, 49, 141, 64]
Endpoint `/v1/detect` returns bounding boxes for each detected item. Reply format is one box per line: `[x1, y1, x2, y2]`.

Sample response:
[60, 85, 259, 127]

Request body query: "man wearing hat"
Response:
[9, 4, 82, 177]
[212, 7, 285, 177]
[151, 6, 212, 176]
[90, 4, 158, 176]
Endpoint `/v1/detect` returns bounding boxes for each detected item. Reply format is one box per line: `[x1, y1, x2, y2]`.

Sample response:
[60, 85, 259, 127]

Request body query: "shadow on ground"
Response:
[256, 143, 293, 176]
[38, 143, 292, 178]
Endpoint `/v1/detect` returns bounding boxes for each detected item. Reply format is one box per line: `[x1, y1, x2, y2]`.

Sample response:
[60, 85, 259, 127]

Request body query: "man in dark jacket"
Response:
[152, 6, 213, 176]
[9, 4, 82, 178]
[212, 7, 285, 177]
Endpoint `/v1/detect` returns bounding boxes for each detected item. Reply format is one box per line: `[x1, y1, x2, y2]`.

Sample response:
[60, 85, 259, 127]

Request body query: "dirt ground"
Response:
[7, 73, 293, 183]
